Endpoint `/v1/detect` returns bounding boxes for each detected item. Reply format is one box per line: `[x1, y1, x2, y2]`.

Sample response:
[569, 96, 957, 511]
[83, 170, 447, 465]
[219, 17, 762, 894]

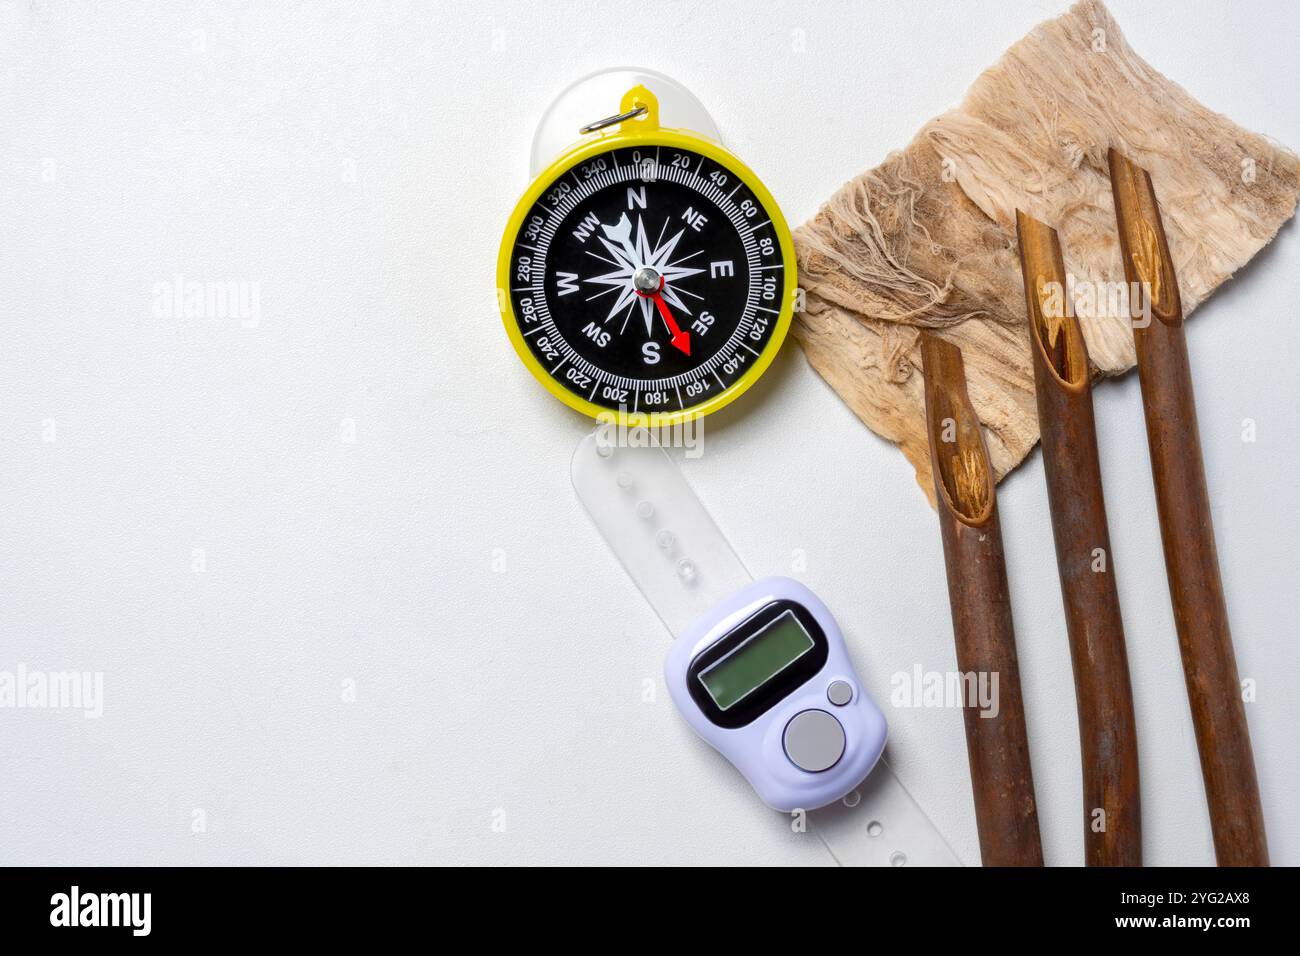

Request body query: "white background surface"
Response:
[2, 0, 1297, 866]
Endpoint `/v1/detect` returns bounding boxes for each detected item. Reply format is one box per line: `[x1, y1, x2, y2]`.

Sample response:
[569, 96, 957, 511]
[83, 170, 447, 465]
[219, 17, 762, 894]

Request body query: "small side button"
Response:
[827, 680, 853, 706]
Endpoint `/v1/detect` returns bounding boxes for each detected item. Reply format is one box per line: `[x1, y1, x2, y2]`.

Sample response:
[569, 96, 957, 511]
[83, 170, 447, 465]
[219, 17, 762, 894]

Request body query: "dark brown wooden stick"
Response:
[920, 333, 1043, 867]
[1016, 210, 1142, 866]
[1107, 148, 1268, 866]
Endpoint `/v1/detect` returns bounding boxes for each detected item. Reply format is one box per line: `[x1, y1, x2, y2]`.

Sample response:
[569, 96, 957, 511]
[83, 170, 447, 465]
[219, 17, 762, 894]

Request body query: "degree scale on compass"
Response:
[498, 84, 797, 425]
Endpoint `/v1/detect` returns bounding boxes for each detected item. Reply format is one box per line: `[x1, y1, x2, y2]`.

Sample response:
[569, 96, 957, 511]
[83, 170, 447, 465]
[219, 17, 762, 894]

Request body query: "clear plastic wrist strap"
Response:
[572, 427, 961, 867]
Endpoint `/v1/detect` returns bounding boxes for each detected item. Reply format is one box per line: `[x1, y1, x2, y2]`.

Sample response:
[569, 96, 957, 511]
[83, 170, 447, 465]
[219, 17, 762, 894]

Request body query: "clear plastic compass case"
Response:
[529, 67, 722, 177]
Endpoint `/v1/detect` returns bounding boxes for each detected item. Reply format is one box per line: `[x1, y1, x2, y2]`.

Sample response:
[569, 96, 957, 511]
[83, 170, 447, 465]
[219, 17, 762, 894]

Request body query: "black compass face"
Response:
[504, 143, 789, 417]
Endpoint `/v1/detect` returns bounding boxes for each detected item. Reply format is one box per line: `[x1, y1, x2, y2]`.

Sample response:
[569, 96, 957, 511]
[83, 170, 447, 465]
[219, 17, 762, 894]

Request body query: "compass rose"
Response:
[582, 213, 705, 337]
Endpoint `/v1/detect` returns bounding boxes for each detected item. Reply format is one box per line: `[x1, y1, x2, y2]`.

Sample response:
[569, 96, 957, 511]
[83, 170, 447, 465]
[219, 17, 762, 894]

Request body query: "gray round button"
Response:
[782, 709, 846, 773]
[827, 680, 853, 706]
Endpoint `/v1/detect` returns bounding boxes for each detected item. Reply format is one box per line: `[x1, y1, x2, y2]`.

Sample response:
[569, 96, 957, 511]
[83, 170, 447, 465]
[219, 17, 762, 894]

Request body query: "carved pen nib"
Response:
[950, 446, 990, 517]
[1107, 149, 1180, 324]
[1015, 209, 1080, 382]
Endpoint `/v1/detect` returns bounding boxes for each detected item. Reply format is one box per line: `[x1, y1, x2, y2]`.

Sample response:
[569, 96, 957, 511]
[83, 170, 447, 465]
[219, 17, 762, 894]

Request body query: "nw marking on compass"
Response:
[583, 213, 704, 351]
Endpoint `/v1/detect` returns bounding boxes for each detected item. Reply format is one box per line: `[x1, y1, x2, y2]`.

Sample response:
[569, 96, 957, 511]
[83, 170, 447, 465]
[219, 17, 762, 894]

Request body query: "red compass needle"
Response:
[637, 276, 691, 356]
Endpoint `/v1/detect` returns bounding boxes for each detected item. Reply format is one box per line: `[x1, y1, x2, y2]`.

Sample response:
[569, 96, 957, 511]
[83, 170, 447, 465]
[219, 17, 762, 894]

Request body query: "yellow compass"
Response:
[497, 81, 797, 426]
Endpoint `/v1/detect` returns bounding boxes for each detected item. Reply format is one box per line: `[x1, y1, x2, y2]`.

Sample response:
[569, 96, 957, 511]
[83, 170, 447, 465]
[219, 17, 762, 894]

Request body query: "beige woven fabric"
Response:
[793, 0, 1300, 505]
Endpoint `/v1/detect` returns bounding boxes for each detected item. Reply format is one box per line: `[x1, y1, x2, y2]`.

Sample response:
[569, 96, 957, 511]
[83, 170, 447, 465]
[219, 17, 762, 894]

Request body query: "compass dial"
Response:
[501, 141, 794, 421]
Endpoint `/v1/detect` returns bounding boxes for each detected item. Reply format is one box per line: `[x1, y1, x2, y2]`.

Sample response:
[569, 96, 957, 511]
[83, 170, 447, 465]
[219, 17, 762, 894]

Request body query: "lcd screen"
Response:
[697, 610, 815, 711]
